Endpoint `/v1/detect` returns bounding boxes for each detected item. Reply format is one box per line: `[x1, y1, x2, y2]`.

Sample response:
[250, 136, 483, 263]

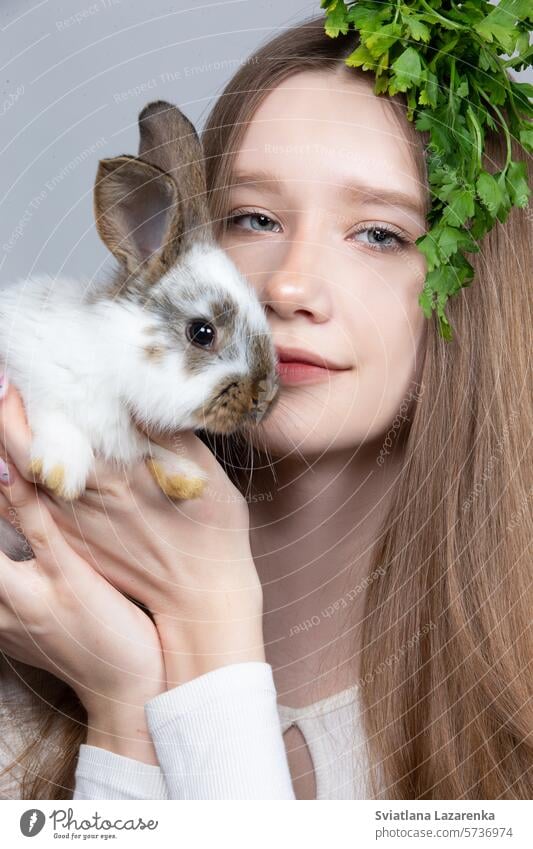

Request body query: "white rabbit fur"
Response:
[0, 100, 279, 505]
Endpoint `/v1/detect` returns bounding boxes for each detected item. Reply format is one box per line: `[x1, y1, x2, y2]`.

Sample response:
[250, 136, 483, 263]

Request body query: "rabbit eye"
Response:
[186, 319, 216, 350]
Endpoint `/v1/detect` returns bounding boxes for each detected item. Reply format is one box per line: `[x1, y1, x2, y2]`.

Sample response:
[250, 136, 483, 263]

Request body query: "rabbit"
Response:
[0, 100, 280, 503]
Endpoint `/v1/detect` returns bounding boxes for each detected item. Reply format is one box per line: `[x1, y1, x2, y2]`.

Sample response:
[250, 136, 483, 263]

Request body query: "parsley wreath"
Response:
[320, 0, 533, 340]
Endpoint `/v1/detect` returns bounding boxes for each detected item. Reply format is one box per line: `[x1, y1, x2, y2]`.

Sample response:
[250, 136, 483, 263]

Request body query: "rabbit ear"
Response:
[137, 100, 212, 243]
[94, 154, 185, 283]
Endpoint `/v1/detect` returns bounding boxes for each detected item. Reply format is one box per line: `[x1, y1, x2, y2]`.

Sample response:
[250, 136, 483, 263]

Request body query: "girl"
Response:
[0, 15, 531, 800]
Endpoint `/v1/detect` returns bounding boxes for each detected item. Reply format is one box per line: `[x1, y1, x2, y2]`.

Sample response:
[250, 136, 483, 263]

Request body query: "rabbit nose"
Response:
[249, 375, 279, 421]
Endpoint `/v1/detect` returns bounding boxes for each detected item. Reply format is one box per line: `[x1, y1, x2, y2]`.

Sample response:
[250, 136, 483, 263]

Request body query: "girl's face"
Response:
[218, 70, 428, 458]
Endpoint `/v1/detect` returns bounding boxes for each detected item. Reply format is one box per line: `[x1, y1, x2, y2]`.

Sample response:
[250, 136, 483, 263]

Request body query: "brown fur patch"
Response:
[91, 100, 215, 302]
[137, 100, 213, 241]
[28, 457, 44, 478]
[47, 465, 65, 492]
[209, 295, 237, 331]
[249, 331, 275, 384]
[28, 459, 78, 500]
[143, 344, 167, 362]
[192, 369, 279, 433]
[94, 155, 182, 286]
[147, 459, 206, 499]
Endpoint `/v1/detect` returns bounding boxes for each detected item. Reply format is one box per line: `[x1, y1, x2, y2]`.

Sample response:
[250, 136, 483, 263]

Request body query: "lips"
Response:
[275, 346, 347, 371]
[274, 345, 351, 386]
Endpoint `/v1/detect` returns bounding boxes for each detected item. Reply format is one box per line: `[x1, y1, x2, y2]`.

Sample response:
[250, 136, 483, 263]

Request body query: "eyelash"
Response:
[225, 208, 409, 252]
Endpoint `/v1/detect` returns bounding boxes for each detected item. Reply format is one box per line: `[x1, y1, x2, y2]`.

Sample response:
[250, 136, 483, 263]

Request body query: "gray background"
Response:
[1, 0, 531, 283]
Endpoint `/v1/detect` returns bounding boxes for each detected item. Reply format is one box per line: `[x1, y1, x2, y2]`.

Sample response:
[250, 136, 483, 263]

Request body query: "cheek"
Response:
[349, 255, 426, 439]
[219, 236, 274, 296]
[218, 236, 256, 279]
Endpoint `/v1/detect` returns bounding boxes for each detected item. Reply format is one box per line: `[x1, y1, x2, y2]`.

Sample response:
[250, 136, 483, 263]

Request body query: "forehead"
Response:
[234, 69, 420, 196]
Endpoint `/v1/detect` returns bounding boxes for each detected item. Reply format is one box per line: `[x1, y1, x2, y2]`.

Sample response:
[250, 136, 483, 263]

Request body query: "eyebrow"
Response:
[230, 169, 427, 218]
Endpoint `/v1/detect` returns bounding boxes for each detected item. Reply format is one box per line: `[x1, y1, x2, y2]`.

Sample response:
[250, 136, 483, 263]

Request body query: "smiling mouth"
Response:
[276, 360, 350, 386]
[275, 346, 349, 371]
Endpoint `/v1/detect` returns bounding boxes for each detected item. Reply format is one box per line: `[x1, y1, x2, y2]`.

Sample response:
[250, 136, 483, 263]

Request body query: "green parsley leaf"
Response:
[505, 160, 531, 206]
[476, 171, 506, 216]
[390, 47, 423, 93]
[322, 0, 532, 341]
[323, 0, 349, 37]
[402, 14, 431, 44]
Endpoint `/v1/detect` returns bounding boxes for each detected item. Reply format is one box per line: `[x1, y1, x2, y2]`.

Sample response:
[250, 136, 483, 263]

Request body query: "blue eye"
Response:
[226, 210, 281, 233]
[349, 225, 407, 251]
[225, 210, 408, 252]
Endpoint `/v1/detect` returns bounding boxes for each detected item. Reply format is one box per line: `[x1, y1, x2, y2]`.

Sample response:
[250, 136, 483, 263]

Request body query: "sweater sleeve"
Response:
[144, 660, 296, 799]
[73, 744, 169, 800]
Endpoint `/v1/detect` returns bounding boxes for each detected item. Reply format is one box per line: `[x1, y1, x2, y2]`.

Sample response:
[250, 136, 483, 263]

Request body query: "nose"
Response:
[258, 232, 333, 323]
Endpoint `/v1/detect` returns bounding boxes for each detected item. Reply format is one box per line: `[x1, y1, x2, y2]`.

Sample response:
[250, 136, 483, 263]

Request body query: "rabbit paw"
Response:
[27, 413, 94, 501]
[28, 454, 91, 501]
[146, 454, 208, 500]
[28, 458, 71, 499]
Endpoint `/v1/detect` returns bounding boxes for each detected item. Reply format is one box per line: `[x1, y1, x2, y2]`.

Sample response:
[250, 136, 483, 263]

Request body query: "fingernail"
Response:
[0, 372, 8, 400]
[0, 458, 11, 484]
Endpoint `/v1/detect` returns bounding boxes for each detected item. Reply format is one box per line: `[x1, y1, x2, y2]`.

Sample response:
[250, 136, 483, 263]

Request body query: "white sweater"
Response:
[74, 662, 296, 800]
[73, 661, 373, 800]
[0, 661, 372, 800]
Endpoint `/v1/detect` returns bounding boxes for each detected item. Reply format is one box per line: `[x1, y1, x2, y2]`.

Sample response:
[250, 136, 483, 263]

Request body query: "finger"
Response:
[0, 488, 37, 612]
[83, 431, 217, 494]
[141, 425, 232, 479]
[83, 454, 131, 493]
[0, 453, 71, 571]
[0, 544, 22, 614]
[0, 489, 35, 561]
[0, 378, 34, 482]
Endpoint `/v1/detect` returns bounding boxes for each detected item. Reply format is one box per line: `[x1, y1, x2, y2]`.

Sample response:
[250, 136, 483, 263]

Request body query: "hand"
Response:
[0, 444, 166, 763]
[0, 380, 265, 686]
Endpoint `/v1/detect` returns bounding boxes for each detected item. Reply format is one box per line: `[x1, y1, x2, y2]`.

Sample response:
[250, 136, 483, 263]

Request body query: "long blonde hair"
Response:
[2, 14, 531, 799]
[201, 16, 533, 799]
